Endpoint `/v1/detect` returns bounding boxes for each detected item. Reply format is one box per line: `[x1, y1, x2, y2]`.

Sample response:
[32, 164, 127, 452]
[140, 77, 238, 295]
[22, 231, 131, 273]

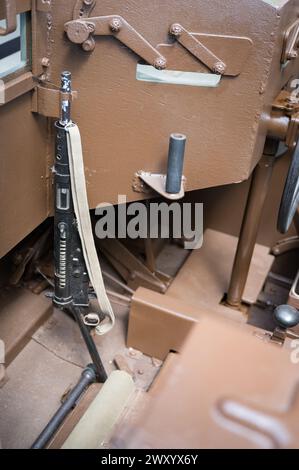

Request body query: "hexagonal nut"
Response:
[154, 57, 167, 70]
[170, 23, 183, 37]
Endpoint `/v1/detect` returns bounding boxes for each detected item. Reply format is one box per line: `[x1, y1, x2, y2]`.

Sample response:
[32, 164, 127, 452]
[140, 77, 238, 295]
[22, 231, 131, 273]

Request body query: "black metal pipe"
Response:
[166, 133, 186, 194]
[70, 306, 108, 383]
[31, 365, 96, 449]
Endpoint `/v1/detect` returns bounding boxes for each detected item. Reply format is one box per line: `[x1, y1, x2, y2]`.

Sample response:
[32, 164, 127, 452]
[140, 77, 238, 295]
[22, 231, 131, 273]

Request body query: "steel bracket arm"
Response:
[64, 15, 167, 70]
[169, 23, 227, 75]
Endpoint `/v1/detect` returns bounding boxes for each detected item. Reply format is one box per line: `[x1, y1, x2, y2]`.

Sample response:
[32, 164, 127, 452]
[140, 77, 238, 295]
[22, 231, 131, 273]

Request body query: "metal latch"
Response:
[66, 2, 252, 76]
[64, 15, 167, 69]
[0, 0, 17, 36]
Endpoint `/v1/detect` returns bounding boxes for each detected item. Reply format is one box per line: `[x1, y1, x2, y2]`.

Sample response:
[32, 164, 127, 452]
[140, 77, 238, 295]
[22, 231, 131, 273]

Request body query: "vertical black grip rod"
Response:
[166, 133, 186, 194]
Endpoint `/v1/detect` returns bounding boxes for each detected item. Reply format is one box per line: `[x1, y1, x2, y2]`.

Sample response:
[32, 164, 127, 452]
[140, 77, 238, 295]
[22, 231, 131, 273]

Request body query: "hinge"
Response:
[31, 84, 78, 118]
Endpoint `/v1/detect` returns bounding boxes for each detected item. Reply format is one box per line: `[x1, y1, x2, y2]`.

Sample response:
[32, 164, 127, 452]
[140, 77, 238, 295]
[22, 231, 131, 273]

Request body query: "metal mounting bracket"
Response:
[32, 84, 78, 118]
[133, 171, 186, 201]
[64, 15, 167, 69]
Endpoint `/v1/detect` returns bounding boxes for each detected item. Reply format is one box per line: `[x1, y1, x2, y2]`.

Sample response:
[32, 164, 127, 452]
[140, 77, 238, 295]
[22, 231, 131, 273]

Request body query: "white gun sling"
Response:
[66, 123, 115, 335]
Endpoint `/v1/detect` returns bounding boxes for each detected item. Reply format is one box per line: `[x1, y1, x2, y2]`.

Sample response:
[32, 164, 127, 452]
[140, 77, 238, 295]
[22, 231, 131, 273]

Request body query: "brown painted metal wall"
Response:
[0, 94, 49, 258]
[35, 0, 299, 207]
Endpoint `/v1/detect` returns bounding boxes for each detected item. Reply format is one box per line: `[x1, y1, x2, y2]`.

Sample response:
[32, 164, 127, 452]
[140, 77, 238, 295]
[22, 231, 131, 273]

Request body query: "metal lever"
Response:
[169, 23, 226, 75]
[0, 0, 17, 36]
[64, 15, 167, 69]
[271, 304, 299, 345]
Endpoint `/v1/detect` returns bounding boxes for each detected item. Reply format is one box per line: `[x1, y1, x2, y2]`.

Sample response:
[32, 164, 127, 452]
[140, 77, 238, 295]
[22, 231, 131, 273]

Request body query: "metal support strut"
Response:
[226, 139, 279, 308]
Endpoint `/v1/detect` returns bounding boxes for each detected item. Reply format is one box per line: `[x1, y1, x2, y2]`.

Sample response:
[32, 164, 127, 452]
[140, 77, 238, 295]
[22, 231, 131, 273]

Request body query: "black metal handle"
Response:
[277, 139, 299, 234]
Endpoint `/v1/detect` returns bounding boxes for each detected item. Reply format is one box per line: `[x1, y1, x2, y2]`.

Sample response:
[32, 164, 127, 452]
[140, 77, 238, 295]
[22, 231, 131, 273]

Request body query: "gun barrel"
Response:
[60, 71, 72, 125]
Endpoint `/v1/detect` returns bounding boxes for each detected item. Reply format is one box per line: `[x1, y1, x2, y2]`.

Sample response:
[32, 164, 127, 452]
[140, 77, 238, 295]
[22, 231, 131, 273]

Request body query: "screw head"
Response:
[110, 18, 122, 33]
[154, 57, 167, 70]
[87, 22, 95, 32]
[170, 23, 183, 37]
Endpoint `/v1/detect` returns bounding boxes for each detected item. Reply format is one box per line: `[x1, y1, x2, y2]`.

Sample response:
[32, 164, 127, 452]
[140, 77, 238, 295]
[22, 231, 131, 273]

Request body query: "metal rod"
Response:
[31, 365, 96, 449]
[70, 306, 108, 382]
[226, 140, 278, 308]
[166, 133, 186, 194]
[106, 289, 132, 303]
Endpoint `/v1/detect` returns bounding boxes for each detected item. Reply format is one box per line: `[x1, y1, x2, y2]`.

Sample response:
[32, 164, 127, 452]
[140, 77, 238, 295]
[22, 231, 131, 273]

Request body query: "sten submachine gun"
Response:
[32, 72, 114, 449]
[53, 72, 90, 312]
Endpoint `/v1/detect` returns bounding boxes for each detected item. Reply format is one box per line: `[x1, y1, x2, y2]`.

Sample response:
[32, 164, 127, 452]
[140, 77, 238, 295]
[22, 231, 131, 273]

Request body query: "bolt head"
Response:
[82, 37, 95, 52]
[110, 18, 122, 33]
[288, 50, 298, 60]
[214, 61, 226, 74]
[170, 23, 183, 37]
[154, 57, 167, 70]
[41, 57, 50, 67]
